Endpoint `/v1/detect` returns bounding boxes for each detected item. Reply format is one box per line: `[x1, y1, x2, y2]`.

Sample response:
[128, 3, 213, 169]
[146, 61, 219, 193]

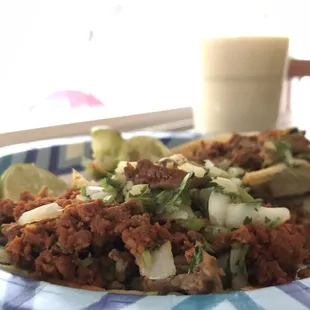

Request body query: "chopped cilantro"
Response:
[269, 216, 281, 227]
[238, 186, 263, 204]
[80, 253, 92, 267]
[243, 216, 252, 225]
[154, 172, 194, 214]
[188, 246, 203, 274]
[80, 186, 87, 197]
[103, 194, 115, 203]
[100, 172, 121, 189]
[264, 216, 271, 224]
[202, 238, 215, 255]
[180, 217, 205, 231]
[288, 127, 299, 134]
[188, 241, 215, 273]
[269, 139, 294, 167]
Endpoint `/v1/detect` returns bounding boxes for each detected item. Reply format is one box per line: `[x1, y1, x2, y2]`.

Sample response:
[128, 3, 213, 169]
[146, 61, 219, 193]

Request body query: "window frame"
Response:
[0, 107, 193, 147]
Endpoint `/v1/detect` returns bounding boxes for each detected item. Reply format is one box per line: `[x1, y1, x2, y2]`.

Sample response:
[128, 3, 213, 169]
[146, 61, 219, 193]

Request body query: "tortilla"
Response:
[243, 159, 310, 199]
[0, 264, 260, 295]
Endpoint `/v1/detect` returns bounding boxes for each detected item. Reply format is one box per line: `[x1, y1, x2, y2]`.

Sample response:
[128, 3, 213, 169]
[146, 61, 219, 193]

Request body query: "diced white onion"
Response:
[225, 203, 259, 229]
[159, 210, 189, 221]
[129, 184, 150, 196]
[204, 160, 215, 169]
[18, 202, 63, 226]
[257, 207, 291, 227]
[230, 178, 243, 186]
[208, 192, 230, 226]
[204, 160, 230, 178]
[228, 167, 245, 178]
[211, 167, 231, 178]
[137, 241, 176, 280]
[178, 162, 207, 178]
[211, 177, 239, 194]
[115, 161, 137, 176]
[123, 181, 134, 197]
[86, 186, 105, 196]
[159, 154, 188, 167]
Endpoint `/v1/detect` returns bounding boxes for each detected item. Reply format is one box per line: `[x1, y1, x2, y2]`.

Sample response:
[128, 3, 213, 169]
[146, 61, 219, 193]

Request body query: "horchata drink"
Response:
[193, 36, 289, 134]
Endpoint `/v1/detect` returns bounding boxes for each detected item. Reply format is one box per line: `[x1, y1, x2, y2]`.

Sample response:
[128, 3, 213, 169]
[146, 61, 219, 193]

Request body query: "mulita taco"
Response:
[0, 152, 309, 295]
[170, 128, 310, 201]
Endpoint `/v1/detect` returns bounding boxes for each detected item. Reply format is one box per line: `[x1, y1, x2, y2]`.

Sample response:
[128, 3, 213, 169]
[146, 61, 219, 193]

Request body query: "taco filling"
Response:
[176, 128, 310, 172]
[0, 155, 309, 295]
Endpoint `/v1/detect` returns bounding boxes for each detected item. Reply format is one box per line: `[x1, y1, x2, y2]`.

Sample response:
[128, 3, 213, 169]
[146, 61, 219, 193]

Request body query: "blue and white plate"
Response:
[0, 132, 310, 310]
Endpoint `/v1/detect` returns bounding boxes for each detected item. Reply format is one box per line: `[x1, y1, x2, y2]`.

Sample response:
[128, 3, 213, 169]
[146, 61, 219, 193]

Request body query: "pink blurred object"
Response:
[47, 90, 104, 108]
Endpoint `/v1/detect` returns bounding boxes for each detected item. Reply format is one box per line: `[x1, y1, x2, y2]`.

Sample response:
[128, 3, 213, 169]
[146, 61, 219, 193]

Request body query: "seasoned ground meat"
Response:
[124, 159, 207, 189]
[4, 199, 189, 290]
[0, 199, 15, 225]
[214, 223, 309, 286]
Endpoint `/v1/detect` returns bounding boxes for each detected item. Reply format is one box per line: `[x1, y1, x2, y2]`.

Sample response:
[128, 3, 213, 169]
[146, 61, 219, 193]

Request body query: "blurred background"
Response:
[1, 0, 310, 145]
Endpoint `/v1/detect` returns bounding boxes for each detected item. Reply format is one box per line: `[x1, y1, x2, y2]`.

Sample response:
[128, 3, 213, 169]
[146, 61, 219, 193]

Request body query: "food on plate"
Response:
[171, 128, 310, 201]
[89, 126, 171, 176]
[0, 154, 309, 295]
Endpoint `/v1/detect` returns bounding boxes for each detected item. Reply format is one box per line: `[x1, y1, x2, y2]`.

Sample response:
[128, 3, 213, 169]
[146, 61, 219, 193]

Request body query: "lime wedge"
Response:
[91, 126, 124, 171]
[118, 136, 171, 162]
[0, 164, 68, 202]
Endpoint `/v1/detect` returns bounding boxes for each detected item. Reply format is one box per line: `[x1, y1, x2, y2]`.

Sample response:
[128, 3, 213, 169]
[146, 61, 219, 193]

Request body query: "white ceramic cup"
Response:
[193, 36, 289, 134]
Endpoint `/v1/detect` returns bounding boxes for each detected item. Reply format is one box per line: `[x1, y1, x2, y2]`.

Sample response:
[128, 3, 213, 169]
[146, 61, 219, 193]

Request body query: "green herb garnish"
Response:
[100, 172, 122, 189]
[103, 194, 115, 204]
[154, 172, 194, 214]
[80, 186, 87, 197]
[288, 127, 299, 134]
[264, 216, 271, 224]
[238, 187, 263, 204]
[269, 139, 294, 167]
[202, 238, 215, 255]
[268, 216, 281, 227]
[243, 216, 252, 225]
[188, 245, 203, 274]
[80, 253, 93, 267]
[180, 217, 205, 231]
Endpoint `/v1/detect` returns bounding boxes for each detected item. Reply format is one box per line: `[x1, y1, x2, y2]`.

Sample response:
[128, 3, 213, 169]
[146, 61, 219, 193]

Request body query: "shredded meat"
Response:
[186, 130, 310, 172]
[142, 251, 223, 295]
[214, 223, 309, 286]
[124, 159, 207, 189]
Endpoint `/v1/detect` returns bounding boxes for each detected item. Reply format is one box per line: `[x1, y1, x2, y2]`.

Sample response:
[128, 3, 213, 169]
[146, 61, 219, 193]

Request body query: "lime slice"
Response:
[118, 136, 171, 162]
[91, 126, 124, 171]
[0, 164, 68, 202]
